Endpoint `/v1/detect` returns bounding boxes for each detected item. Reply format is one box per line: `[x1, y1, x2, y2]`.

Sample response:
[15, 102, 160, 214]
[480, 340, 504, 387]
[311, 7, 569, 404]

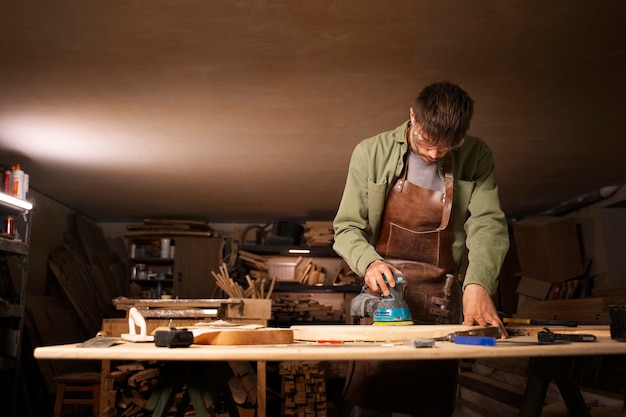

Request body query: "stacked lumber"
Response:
[303, 221, 334, 247]
[47, 214, 123, 336]
[124, 219, 214, 237]
[280, 361, 329, 417]
[271, 295, 338, 323]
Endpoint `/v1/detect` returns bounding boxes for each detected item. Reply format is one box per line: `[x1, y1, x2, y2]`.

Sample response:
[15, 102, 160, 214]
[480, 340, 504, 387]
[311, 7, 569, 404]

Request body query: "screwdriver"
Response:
[503, 318, 578, 327]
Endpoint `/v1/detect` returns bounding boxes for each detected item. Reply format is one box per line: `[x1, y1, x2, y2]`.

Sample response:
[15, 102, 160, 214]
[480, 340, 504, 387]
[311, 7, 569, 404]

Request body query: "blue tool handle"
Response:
[453, 336, 496, 346]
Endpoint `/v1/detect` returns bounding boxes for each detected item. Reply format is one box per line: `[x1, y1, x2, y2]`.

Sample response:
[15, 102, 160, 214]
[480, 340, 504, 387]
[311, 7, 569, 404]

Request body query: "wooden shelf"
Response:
[0, 238, 28, 255]
[0, 191, 31, 414]
[0, 192, 32, 216]
[240, 245, 337, 257]
[269, 282, 360, 293]
[129, 257, 174, 265]
[129, 279, 174, 285]
[0, 304, 24, 318]
[126, 235, 223, 299]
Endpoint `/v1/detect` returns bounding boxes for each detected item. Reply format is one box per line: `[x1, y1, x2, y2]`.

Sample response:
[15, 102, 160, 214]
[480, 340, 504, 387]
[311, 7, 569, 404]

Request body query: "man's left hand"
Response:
[462, 284, 507, 338]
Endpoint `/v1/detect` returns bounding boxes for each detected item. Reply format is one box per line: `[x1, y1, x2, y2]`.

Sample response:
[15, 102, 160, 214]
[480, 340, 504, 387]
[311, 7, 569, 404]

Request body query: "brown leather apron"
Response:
[344, 153, 461, 416]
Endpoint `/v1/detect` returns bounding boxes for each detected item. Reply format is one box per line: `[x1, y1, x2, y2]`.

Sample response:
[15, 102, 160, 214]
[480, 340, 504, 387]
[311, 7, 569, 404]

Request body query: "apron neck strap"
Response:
[436, 153, 454, 231]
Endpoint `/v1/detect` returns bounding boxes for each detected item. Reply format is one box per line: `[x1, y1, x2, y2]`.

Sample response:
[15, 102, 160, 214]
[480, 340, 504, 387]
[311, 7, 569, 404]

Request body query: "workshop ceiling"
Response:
[1, 1, 625, 223]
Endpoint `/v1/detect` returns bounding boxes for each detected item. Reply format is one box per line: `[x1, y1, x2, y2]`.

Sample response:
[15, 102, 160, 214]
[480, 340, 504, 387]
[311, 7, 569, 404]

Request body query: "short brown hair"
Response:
[412, 82, 474, 147]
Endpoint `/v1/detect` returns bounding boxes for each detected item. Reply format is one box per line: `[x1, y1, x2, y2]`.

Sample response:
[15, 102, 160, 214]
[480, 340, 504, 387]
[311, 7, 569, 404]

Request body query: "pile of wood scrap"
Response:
[245, 274, 277, 300]
[212, 263, 245, 298]
[103, 361, 157, 416]
[103, 360, 254, 417]
[212, 262, 276, 299]
[271, 295, 339, 323]
[331, 266, 361, 286]
[280, 361, 329, 417]
[238, 250, 269, 282]
[295, 258, 360, 287]
[303, 221, 334, 247]
[294, 258, 324, 285]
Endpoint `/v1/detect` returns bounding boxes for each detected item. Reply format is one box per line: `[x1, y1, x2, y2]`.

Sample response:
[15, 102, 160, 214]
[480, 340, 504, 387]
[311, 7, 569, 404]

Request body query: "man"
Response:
[333, 81, 509, 417]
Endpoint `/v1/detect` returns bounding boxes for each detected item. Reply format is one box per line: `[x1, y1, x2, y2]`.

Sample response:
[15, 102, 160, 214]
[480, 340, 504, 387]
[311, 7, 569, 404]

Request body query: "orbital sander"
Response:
[372, 273, 413, 326]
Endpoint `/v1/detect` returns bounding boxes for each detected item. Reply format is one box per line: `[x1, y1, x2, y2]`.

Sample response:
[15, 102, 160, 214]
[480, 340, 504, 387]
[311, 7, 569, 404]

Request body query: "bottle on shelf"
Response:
[10, 164, 24, 199]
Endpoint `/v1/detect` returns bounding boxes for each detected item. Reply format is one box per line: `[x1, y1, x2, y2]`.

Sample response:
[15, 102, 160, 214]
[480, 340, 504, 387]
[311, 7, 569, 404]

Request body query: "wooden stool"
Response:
[53, 372, 101, 417]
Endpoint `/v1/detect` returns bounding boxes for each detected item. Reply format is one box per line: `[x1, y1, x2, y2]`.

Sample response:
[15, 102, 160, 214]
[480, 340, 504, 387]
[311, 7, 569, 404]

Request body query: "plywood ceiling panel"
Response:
[0, 1, 624, 222]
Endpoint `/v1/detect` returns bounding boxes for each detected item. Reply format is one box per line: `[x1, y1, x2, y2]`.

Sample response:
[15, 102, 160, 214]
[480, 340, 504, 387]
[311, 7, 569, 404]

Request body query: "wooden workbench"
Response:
[34, 325, 625, 417]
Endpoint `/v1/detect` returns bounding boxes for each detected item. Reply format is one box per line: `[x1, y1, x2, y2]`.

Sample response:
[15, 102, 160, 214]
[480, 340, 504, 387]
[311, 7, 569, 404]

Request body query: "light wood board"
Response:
[290, 324, 489, 342]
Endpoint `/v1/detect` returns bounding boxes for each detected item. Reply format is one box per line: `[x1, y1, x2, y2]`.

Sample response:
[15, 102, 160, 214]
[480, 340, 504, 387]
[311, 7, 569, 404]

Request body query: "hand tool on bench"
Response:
[77, 331, 119, 348]
[408, 326, 501, 348]
[537, 328, 597, 344]
[434, 325, 501, 341]
[503, 318, 578, 327]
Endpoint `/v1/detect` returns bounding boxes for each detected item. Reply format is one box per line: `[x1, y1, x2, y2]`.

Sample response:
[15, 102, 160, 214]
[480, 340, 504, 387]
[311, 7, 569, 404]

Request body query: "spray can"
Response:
[5, 217, 14, 237]
[3, 168, 11, 194]
[11, 164, 24, 199]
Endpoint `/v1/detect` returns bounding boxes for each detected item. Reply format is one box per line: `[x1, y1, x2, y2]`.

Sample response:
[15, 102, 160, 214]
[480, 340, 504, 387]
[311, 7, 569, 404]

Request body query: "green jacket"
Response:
[333, 121, 509, 295]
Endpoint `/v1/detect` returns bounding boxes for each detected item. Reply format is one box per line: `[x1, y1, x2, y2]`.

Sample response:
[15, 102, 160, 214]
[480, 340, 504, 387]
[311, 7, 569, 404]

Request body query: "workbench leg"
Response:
[556, 381, 590, 417]
[519, 357, 594, 417]
[257, 361, 266, 417]
[100, 360, 111, 417]
[518, 372, 549, 417]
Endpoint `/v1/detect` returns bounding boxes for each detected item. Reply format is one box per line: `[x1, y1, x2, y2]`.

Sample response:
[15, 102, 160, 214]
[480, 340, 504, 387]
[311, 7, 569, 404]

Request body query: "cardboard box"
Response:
[516, 276, 552, 300]
[516, 276, 552, 314]
[513, 216, 584, 283]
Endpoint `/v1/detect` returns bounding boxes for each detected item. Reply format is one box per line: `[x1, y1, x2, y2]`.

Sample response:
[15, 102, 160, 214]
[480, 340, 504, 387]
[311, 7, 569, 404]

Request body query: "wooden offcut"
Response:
[516, 296, 626, 324]
[193, 328, 293, 345]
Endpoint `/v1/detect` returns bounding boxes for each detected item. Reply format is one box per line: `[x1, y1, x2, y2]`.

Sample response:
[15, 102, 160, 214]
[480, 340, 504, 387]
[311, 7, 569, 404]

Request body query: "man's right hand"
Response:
[364, 259, 401, 296]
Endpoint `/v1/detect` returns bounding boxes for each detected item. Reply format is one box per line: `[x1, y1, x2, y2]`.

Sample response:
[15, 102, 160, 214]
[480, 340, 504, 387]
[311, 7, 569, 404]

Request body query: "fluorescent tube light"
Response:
[288, 249, 311, 254]
[0, 192, 33, 211]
